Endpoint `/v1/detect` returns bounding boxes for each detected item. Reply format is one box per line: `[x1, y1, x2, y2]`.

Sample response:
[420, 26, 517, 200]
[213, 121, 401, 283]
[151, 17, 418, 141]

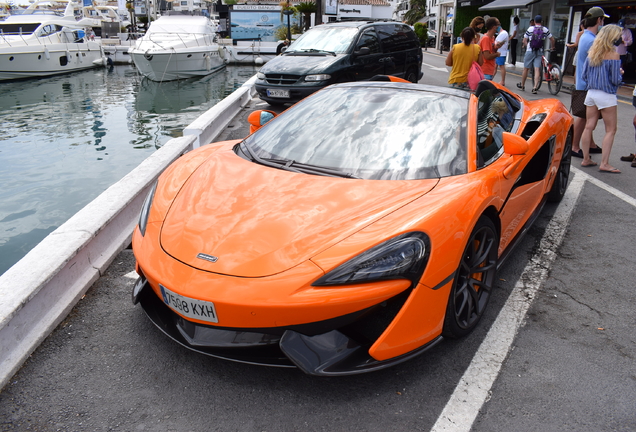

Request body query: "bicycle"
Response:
[530, 49, 563, 95]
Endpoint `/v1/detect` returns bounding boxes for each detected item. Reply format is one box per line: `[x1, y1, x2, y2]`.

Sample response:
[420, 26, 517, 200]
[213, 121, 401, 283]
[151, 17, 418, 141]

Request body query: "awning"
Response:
[478, 0, 539, 11]
[417, 16, 430, 23]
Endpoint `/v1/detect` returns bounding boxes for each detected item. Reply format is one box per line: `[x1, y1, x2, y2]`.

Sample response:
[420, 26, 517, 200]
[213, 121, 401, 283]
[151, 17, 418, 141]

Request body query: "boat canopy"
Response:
[147, 16, 214, 35]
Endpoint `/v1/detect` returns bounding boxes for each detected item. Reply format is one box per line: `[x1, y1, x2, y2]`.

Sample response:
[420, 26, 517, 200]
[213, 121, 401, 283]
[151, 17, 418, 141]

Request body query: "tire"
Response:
[405, 67, 418, 83]
[530, 64, 543, 91]
[547, 129, 572, 203]
[442, 216, 499, 339]
[547, 63, 563, 95]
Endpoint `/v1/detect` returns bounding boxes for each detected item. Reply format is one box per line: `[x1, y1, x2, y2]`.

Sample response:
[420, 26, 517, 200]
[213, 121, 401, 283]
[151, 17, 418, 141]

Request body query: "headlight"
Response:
[304, 74, 331, 82]
[138, 182, 157, 237]
[257, 72, 266, 80]
[312, 232, 430, 287]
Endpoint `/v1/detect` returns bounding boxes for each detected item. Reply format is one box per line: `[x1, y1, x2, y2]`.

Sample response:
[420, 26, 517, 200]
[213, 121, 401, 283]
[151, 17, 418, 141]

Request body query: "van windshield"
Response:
[287, 26, 358, 54]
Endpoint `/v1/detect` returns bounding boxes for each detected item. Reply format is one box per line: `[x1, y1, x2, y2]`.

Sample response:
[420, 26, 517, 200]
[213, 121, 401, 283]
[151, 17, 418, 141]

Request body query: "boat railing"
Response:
[144, 31, 218, 50]
[0, 29, 88, 46]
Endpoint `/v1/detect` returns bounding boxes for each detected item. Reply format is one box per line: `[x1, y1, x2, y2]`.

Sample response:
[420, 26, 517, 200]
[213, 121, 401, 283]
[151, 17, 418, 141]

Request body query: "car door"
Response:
[475, 86, 553, 253]
[375, 23, 412, 77]
[351, 27, 385, 81]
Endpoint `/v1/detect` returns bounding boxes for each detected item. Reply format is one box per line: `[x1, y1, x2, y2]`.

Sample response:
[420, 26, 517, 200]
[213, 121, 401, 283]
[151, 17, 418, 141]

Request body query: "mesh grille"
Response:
[265, 74, 301, 85]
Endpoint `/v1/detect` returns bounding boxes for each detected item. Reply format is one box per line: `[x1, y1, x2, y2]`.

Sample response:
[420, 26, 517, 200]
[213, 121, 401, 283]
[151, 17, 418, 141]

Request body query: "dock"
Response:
[0, 75, 263, 391]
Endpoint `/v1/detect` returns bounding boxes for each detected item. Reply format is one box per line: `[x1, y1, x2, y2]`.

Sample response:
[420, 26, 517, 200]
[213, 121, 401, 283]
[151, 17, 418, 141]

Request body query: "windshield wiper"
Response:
[263, 158, 360, 179]
[237, 143, 358, 178]
[239, 142, 303, 173]
[298, 48, 336, 56]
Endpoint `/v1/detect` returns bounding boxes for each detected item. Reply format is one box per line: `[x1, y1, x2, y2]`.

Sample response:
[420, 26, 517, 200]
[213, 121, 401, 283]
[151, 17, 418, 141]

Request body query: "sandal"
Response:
[531, 88, 538, 94]
[620, 153, 636, 162]
[516, 83, 525, 91]
[632, 160, 636, 167]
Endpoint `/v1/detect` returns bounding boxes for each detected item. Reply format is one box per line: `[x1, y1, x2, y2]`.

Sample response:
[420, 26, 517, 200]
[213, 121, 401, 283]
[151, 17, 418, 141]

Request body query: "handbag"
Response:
[467, 46, 484, 90]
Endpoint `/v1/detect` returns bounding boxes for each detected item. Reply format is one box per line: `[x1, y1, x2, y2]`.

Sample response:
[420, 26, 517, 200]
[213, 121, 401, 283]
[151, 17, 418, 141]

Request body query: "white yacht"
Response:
[76, 4, 130, 38]
[129, 15, 224, 82]
[0, 0, 104, 81]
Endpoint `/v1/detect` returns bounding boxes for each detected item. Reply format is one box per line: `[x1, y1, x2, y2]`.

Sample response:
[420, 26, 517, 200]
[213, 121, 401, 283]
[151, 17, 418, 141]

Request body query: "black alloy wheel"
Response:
[547, 129, 572, 202]
[442, 216, 499, 338]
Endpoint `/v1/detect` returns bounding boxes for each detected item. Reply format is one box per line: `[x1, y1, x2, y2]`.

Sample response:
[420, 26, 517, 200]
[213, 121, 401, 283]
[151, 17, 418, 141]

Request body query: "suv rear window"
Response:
[375, 24, 419, 52]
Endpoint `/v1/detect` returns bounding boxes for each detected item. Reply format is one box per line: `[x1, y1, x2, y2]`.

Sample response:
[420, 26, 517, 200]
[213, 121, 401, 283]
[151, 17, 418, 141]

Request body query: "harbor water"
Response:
[0, 64, 257, 276]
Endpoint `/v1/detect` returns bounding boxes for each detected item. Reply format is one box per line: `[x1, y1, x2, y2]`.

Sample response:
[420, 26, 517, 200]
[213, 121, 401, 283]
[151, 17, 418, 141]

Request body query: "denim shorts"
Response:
[524, 50, 542, 68]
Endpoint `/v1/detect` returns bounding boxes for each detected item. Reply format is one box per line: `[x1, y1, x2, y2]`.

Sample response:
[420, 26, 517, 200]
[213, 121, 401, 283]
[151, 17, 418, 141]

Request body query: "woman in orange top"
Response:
[446, 27, 484, 90]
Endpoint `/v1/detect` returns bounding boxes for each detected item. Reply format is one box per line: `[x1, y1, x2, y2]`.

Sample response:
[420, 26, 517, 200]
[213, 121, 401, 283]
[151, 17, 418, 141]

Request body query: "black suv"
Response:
[255, 21, 423, 105]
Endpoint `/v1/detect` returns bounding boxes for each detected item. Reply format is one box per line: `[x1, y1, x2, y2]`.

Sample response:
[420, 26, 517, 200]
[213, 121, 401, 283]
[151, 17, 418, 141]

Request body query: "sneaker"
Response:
[632, 159, 636, 167]
[531, 88, 538, 94]
[589, 147, 603, 154]
[571, 149, 583, 158]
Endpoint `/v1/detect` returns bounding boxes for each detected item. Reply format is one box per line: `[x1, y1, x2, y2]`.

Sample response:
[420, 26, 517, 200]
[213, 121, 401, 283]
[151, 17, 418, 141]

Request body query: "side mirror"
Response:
[502, 132, 528, 155]
[247, 110, 277, 134]
[281, 46, 287, 53]
[353, 46, 371, 57]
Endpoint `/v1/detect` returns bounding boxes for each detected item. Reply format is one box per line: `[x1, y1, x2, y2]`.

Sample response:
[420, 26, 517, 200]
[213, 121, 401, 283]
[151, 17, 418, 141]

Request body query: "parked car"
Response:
[427, 29, 437, 47]
[254, 21, 423, 105]
[132, 78, 573, 376]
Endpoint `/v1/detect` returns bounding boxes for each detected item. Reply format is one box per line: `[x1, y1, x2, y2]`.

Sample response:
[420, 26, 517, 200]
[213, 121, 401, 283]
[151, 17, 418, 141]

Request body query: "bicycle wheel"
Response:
[531, 64, 543, 91]
[547, 63, 563, 95]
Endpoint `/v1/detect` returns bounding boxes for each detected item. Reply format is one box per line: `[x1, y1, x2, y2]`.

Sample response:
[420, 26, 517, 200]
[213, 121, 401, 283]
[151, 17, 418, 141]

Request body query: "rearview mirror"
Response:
[353, 46, 371, 57]
[247, 110, 277, 134]
[502, 132, 528, 155]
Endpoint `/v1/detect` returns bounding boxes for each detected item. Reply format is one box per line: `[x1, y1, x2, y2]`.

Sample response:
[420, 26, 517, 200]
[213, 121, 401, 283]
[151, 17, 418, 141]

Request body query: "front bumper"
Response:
[254, 82, 325, 105]
[133, 275, 442, 376]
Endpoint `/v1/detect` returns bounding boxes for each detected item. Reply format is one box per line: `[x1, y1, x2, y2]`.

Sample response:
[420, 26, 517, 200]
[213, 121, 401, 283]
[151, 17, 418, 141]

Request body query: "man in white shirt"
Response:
[495, 25, 509, 86]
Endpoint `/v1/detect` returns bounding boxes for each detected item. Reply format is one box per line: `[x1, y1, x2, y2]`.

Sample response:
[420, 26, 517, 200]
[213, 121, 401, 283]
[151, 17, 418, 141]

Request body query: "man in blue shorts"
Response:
[494, 24, 509, 86]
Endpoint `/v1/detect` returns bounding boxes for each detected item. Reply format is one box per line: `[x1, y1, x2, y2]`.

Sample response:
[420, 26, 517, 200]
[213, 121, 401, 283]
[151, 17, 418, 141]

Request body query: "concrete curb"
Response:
[0, 78, 257, 392]
[184, 75, 257, 148]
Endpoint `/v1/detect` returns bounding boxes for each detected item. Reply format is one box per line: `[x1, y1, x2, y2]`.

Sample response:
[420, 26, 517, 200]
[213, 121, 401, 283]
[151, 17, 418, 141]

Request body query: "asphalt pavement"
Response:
[0, 53, 635, 431]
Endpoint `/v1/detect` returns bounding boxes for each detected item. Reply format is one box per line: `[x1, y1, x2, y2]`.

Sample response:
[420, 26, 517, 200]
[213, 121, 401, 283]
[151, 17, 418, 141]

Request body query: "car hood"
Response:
[160, 150, 438, 277]
[260, 53, 345, 76]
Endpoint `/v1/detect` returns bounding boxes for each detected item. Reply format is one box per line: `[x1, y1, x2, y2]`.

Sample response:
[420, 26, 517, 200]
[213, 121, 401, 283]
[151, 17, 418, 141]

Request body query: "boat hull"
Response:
[130, 48, 225, 81]
[0, 43, 103, 81]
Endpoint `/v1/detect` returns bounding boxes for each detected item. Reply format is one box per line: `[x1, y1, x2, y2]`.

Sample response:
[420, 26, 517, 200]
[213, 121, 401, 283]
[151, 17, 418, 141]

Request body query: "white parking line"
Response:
[574, 167, 636, 208]
[430, 171, 587, 432]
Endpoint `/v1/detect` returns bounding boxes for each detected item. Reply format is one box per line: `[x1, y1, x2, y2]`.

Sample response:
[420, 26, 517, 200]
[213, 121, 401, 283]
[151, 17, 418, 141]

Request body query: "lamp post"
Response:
[283, 0, 292, 42]
[283, 9, 292, 41]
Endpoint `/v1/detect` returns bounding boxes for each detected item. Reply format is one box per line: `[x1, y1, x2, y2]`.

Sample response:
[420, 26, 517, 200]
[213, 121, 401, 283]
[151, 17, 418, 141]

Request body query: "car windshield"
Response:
[286, 26, 358, 54]
[243, 86, 468, 180]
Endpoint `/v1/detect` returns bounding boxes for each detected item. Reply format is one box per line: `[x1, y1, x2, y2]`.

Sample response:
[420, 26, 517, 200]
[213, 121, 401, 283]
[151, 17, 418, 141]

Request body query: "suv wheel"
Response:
[405, 67, 418, 83]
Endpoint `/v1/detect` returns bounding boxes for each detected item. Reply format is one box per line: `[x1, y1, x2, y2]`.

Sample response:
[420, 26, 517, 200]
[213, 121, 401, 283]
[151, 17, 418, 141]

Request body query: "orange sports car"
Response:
[132, 79, 573, 376]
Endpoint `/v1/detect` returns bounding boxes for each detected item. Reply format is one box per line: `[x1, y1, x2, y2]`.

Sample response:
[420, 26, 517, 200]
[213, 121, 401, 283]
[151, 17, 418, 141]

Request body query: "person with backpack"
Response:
[516, 15, 555, 94]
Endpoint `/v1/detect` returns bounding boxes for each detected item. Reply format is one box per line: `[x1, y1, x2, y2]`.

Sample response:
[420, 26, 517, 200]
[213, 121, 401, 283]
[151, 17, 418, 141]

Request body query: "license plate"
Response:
[266, 88, 290, 98]
[160, 284, 218, 323]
